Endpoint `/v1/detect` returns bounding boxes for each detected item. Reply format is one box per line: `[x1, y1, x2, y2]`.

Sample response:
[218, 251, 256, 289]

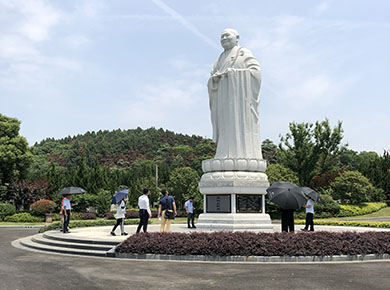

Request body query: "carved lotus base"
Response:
[202, 158, 267, 173]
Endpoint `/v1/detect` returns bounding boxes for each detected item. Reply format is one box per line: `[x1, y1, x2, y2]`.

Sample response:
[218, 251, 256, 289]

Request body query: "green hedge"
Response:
[295, 219, 390, 228]
[338, 202, 387, 217]
[0, 203, 16, 221]
[39, 218, 141, 233]
[4, 212, 44, 223]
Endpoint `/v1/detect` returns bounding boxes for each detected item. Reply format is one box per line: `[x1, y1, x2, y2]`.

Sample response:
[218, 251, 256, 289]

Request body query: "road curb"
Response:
[115, 252, 390, 263]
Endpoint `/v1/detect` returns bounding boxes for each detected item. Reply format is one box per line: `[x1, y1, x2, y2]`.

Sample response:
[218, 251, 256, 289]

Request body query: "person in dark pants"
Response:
[62, 195, 72, 233]
[302, 195, 315, 231]
[280, 208, 294, 232]
[184, 197, 196, 229]
[136, 188, 152, 233]
[111, 197, 128, 236]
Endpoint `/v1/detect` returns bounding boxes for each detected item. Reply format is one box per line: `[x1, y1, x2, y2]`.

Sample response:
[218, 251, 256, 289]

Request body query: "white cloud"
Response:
[316, 1, 329, 13]
[3, 0, 63, 42]
[63, 34, 90, 49]
[245, 15, 353, 110]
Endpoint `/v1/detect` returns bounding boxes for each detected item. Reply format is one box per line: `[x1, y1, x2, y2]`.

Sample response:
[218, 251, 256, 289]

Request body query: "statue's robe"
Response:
[208, 45, 262, 159]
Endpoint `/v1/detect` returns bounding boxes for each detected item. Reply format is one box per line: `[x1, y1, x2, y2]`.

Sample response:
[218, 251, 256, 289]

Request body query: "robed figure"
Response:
[208, 29, 263, 159]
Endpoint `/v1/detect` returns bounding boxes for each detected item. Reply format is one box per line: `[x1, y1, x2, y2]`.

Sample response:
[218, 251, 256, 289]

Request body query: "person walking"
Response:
[62, 195, 72, 233]
[184, 197, 196, 229]
[111, 197, 128, 236]
[302, 195, 315, 231]
[157, 189, 176, 232]
[280, 208, 294, 232]
[136, 188, 152, 233]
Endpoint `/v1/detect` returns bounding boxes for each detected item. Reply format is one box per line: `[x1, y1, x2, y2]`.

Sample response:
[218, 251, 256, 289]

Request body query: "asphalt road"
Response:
[2, 228, 390, 290]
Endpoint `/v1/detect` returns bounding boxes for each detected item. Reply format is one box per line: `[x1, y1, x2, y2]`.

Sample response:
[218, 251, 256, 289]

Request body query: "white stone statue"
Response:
[208, 28, 262, 160]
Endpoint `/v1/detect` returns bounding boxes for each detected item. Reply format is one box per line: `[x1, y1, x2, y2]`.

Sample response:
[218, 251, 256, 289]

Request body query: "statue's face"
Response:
[221, 30, 238, 50]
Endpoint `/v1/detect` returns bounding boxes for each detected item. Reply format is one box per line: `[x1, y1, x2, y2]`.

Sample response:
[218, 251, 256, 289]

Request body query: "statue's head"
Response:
[220, 28, 239, 50]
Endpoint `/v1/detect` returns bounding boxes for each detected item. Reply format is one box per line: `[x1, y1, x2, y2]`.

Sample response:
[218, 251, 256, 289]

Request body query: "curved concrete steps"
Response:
[18, 232, 119, 257]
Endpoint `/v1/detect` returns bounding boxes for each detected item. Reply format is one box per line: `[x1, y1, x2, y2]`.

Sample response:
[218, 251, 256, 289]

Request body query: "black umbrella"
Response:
[57, 187, 87, 195]
[112, 189, 129, 204]
[301, 187, 322, 203]
[266, 182, 306, 209]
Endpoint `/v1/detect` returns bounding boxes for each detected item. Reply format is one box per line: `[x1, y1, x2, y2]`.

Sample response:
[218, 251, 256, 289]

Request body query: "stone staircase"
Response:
[17, 231, 119, 257]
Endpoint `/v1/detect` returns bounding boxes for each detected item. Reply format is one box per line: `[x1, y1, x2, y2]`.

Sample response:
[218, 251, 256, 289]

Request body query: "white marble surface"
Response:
[202, 158, 267, 172]
[208, 28, 263, 159]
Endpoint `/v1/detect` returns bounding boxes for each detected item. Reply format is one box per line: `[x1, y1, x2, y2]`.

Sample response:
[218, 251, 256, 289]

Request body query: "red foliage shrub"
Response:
[116, 231, 390, 257]
[30, 200, 57, 216]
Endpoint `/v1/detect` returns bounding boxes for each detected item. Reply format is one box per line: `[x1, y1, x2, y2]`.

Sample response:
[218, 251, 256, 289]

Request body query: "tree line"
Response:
[1, 113, 389, 215]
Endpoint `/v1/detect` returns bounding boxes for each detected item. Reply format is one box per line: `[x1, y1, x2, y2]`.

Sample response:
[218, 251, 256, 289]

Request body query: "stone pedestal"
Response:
[197, 158, 273, 232]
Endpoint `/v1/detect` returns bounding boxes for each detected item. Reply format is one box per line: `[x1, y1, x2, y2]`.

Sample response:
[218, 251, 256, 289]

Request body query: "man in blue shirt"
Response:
[157, 189, 176, 232]
[62, 195, 72, 233]
[184, 197, 196, 229]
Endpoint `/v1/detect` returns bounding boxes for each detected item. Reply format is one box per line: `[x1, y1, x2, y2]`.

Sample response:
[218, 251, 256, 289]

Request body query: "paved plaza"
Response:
[2, 223, 390, 290]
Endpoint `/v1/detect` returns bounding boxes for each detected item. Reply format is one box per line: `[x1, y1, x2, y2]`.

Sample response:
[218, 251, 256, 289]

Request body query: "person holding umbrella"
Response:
[266, 182, 306, 233]
[62, 194, 72, 233]
[110, 191, 128, 236]
[302, 195, 315, 231]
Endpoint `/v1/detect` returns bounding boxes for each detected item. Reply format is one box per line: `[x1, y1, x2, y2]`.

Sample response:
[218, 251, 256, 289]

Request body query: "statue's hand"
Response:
[211, 73, 222, 82]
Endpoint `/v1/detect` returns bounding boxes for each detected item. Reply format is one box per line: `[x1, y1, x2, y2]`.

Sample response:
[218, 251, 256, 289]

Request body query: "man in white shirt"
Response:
[62, 195, 72, 233]
[184, 197, 196, 229]
[136, 188, 152, 233]
[302, 195, 315, 231]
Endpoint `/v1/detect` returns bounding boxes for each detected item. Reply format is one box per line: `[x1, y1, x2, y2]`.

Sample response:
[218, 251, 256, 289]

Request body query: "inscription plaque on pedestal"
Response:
[206, 195, 231, 213]
[236, 195, 261, 213]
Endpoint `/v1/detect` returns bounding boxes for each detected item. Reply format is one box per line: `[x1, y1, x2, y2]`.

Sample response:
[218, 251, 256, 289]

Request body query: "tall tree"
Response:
[278, 119, 345, 186]
[262, 139, 278, 164]
[0, 114, 33, 184]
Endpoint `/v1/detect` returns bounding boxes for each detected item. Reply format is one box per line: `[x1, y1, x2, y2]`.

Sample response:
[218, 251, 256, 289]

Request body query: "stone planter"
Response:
[45, 213, 54, 223]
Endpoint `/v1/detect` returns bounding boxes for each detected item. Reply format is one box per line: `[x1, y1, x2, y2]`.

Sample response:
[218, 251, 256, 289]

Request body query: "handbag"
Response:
[164, 209, 175, 219]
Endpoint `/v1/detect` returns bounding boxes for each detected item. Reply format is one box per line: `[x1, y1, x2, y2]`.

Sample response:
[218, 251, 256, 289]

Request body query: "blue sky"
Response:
[1, 0, 389, 154]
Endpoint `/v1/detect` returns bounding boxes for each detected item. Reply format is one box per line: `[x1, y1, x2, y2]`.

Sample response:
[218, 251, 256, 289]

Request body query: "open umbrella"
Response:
[301, 187, 322, 203]
[266, 182, 306, 209]
[58, 186, 87, 195]
[112, 189, 129, 204]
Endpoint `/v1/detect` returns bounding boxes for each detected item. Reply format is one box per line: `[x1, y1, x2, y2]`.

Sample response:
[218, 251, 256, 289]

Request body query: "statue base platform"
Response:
[197, 213, 273, 232]
[198, 163, 272, 232]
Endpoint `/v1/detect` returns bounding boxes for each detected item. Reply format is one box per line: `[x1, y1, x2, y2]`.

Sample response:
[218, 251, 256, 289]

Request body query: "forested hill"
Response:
[31, 127, 216, 171]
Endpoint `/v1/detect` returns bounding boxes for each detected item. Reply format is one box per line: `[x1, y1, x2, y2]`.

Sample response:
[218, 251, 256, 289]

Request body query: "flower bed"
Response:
[116, 231, 390, 257]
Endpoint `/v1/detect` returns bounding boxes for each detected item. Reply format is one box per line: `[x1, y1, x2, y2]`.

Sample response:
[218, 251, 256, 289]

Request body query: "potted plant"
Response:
[30, 200, 57, 223]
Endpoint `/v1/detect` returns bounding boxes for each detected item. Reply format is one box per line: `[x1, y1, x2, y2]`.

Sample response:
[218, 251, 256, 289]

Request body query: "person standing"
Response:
[184, 197, 196, 229]
[136, 188, 152, 233]
[62, 195, 72, 234]
[111, 197, 128, 236]
[280, 208, 294, 232]
[302, 195, 315, 231]
[59, 196, 66, 232]
[157, 189, 176, 232]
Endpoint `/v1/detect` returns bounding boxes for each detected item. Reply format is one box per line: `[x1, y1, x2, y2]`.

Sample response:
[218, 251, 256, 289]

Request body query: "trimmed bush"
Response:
[38, 218, 140, 232]
[79, 212, 97, 220]
[0, 202, 16, 221]
[103, 210, 186, 220]
[295, 219, 390, 229]
[116, 231, 390, 257]
[338, 202, 387, 217]
[4, 212, 44, 223]
[30, 200, 57, 216]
